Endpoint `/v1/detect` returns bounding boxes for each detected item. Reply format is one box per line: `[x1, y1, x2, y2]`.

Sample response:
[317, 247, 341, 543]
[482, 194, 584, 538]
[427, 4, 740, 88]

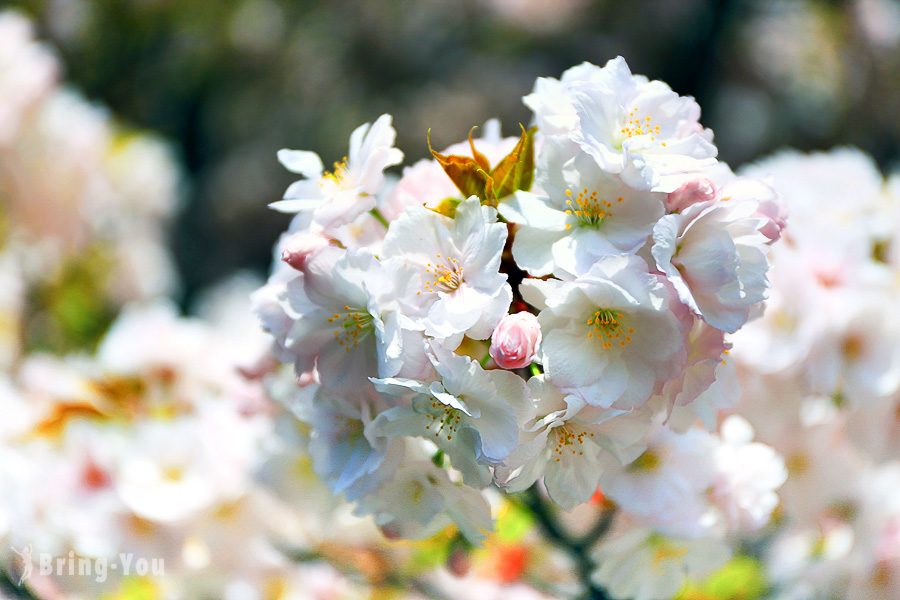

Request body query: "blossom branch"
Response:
[0, 570, 38, 600]
[519, 487, 613, 600]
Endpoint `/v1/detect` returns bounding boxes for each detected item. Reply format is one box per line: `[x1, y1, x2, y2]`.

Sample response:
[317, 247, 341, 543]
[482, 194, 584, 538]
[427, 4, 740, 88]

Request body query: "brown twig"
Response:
[519, 487, 615, 600]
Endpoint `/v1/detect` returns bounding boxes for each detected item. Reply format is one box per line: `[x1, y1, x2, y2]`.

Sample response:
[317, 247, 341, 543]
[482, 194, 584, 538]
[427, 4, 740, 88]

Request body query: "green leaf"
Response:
[101, 576, 161, 600]
[467, 126, 491, 171]
[430, 196, 462, 218]
[676, 555, 769, 600]
[26, 245, 117, 354]
[406, 528, 456, 574]
[428, 129, 493, 202]
[495, 500, 534, 543]
[490, 124, 536, 201]
[427, 124, 537, 209]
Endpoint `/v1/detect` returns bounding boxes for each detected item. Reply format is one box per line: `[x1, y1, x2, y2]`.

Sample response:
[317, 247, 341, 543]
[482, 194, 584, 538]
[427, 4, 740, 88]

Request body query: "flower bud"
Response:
[446, 547, 471, 577]
[237, 352, 279, 381]
[297, 370, 319, 388]
[280, 232, 329, 271]
[756, 198, 787, 243]
[490, 312, 541, 370]
[379, 523, 402, 540]
[666, 178, 716, 213]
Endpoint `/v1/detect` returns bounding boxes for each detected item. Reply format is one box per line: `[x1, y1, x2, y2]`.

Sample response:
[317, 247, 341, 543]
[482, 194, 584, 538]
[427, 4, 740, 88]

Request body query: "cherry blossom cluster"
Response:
[0, 12, 576, 598]
[0, 287, 588, 599]
[0, 285, 403, 599]
[254, 56, 789, 592]
[6, 8, 895, 596]
[0, 10, 180, 363]
[731, 148, 900, 599]
[0, 295, 289, 597]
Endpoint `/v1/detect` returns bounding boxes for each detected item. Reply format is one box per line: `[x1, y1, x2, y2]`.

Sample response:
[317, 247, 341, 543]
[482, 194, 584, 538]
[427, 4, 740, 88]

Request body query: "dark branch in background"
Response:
[520, 487, 615, 600]
[662, 0, 737, 110]
[0, 570, 38, 600]
[281, 487, 618, 600]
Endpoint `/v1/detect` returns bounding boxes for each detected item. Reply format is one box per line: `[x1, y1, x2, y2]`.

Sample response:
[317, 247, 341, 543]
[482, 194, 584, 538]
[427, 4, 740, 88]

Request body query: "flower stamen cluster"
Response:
[423, 255, 464, 293]
[327, 305, 374, 351]
[586, 308, 633, 349]
[564, 187, 623, 229]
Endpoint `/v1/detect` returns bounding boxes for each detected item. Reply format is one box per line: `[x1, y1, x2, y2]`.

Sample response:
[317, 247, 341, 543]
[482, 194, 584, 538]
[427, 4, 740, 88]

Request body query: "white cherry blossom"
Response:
[660, 320, 739, 429]
[709, 416, 787, 534]
[524, 61, 611, 138]
[270, 114, 403, 229]
[553, 57, 717, 191]
[525, 255, 687, 409]
[652, 181, 774, 333]
[501, 145, 664, 277]
[601, 423, 718, 538]
[277, 246, 428, 392]
[495, 376, 648, 510]
[355, 458, 493, 544]
[371, 345, 526, 487]
[592, 528, 730, 600]
[295, 387, 403, 502]
[382, 195, 512, 340]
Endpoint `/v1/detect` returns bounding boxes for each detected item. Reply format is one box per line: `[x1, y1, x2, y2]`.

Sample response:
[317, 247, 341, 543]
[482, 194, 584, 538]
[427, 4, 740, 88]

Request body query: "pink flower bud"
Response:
[237, 352, 279, 381]
[281, 232, 329, 271]
[379, 523, 402, 540]
[756, 198, 787, 243]
[297, 370, 319, 388]
[446, 547, 471, 577]
[490, 312, 541, 370]
[666, 178, 717, 212]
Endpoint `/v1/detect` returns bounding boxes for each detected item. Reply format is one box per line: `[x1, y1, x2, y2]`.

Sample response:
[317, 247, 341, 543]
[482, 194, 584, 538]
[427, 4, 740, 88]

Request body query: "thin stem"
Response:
[520, 487, 570, 546]
[281, 489, 614, 600]
[575, 506, 617, 551]
[520, 487, 614, 600]
[369, 208, 390, 228]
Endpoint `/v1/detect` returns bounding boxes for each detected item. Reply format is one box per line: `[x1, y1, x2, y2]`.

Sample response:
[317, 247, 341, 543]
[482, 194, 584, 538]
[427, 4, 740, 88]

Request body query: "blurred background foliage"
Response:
[3, 0, 898, 306]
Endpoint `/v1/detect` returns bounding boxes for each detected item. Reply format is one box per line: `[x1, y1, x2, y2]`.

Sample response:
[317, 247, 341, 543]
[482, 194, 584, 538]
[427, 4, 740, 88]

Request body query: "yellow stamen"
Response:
[322, 156, 349, 183]
[424, 401, 463, 441]
[586, 308, 633, 350]
[423, 255, 464, 294]
[551, 425, 594, 462]
[565, 187, 616, 229]
[326, 306, 374, 351]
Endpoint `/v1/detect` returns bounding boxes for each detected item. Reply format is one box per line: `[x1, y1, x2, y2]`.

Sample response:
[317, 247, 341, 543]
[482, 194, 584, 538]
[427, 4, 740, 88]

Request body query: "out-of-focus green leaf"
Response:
[101, 576, 161, 600]
[494, 499, 534, 544]
[405, 528, 455, 574]
[26, 245, 117, 354]
[676, 555, 768, 600]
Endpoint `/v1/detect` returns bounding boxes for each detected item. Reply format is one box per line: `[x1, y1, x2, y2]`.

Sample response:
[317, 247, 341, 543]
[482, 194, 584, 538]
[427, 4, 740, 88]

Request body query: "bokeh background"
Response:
[4, 0, 899, 306]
